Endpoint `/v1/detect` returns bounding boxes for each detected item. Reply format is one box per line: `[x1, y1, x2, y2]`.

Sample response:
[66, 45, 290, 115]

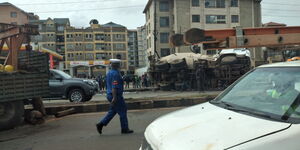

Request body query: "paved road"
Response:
[43, 90, 221, 104]
[0, 107, 183, 150]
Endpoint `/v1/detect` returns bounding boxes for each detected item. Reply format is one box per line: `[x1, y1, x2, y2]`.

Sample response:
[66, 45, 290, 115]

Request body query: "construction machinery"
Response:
[149, 26, 300, 91]
[0, 23, 50, 130]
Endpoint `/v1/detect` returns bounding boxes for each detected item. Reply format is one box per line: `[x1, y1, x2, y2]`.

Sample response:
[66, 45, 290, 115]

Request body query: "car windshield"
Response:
[53, 70, 72, 79]
[213, 67, 300, 123]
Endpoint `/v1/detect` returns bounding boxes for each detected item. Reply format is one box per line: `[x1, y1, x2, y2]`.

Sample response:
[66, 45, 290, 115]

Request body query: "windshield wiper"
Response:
[211, 101, 273, 119]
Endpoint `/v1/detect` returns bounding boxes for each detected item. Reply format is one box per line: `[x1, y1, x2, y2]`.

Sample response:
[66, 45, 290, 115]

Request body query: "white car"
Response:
[140, 61, 300, 150]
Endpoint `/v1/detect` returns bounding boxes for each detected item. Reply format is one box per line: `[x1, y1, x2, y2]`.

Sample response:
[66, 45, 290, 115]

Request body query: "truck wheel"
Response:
[68, 89, 85, 102]
[155, 61, 170, 71]
[170, 59, 187, 71]
[0, 100, 24, 131]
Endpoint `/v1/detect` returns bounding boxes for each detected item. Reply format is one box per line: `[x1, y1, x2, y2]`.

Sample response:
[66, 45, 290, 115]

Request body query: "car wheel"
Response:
[84, 96, 93, 102]
[68, 89, 85, 102]
[0, 100, 24, 131]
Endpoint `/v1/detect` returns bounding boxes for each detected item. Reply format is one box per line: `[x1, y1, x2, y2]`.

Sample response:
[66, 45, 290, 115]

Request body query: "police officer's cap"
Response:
[109, 59, 121, 64]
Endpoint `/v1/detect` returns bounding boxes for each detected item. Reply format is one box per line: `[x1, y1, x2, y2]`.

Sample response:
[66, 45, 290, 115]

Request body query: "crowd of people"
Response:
[95, 73, 151, 91]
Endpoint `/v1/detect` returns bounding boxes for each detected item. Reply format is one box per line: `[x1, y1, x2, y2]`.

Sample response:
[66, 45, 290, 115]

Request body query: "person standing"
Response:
[96, 74, 102, 91]
[137, 76, 141, 88]
[96, 59, 133, 134]
[143, 73, 148, 87]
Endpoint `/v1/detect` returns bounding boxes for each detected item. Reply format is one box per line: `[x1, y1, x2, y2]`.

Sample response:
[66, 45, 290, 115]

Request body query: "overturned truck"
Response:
[149, 49, 251, 91]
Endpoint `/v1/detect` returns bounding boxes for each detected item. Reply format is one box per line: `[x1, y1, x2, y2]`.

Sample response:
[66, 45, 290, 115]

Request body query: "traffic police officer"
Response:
[96, 59, 134, 134]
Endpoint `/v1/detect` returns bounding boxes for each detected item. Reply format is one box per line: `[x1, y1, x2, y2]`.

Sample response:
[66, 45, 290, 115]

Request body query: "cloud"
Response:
[6, 0, 300, 29]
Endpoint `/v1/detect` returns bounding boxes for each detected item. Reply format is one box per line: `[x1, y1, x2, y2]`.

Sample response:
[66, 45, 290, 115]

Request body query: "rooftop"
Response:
[102, 22, 126, 28]
[143, 0, 153, 13]
[0, 2, 37, 18]
[54, 18, 70, 25]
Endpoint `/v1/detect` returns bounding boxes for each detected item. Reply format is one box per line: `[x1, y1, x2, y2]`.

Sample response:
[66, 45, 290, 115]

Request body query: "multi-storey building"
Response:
[143, 0, 262, 59]
[137, 25, 148, 68]
[0, 2, 38, 25]
[128, 30, 139, 70]
[30, 18, 70, 69]
[64, 21, 128, 77]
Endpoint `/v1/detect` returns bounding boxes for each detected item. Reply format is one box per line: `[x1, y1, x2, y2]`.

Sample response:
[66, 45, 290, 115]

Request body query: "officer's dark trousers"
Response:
[100, 94, 129, 130]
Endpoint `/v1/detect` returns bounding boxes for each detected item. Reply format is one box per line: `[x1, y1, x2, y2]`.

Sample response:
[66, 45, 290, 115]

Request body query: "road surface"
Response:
[0, 107, 183, 150]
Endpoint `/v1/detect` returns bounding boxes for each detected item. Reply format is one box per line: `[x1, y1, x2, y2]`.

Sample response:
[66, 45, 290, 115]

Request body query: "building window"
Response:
[85, 34, 92, 39]
[192, 0, 200, 6]
[160, 17, 170, 27]
[66, 34, 73, 38]
[231, 15, 239, 23]
[47, 24, 54, 27]
[57, 26, 64, 31]
[85, 53, 94, 60]
[11, 22, 17, 25]
[192, 15, 200, 22]
[67, 44, 75, 50]
[159, 1, 169, 12]
[96, 53, 107, 60]
[231, 0, 238, 7]
[205, 0, 225, 8]
[85, 43, 94, 50]
[160, 32, 169, 43]
[161, 48, 170, 57]
[10, 12, 17, 18]
[206, 15, 226, 24]
[116, 43, 125, 49]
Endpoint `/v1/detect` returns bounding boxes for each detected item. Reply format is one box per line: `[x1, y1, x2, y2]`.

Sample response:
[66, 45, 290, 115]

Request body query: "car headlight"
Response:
[141, 138, 153, 150]
[83, 80, 94, 86]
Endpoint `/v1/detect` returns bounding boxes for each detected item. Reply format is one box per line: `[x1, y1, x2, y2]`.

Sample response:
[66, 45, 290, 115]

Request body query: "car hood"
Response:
[145, 102, 290, 150]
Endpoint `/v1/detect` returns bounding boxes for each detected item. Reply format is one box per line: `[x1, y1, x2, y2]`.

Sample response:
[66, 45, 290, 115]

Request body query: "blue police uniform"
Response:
[99, 69, 129, 130]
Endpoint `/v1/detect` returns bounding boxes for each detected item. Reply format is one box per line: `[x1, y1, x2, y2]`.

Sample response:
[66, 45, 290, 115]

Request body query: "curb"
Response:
[33, 95, 217, 115]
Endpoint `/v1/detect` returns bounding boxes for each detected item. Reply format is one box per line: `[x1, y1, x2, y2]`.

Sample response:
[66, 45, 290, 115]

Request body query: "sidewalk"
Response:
[35, 91, 221, 115]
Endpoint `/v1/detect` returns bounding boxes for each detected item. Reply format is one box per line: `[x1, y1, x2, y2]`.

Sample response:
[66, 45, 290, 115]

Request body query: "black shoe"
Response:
[121, 128, 134, 134]
[96, 123, 104, 134]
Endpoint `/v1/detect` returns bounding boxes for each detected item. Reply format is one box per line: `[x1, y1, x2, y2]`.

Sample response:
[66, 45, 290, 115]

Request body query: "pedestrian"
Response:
[143, 73, 148, 87]
[137, 76, 141, 88]
[124, 74, 130, 89]
[96, 59, 133, 134]
[96, 74, 102, 91]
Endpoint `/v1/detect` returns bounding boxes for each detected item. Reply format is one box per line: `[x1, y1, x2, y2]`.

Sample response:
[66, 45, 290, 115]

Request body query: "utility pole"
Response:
[153, 0, 160, 59]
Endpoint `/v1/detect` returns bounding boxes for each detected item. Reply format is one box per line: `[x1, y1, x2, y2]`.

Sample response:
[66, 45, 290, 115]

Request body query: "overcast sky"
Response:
[2, 0, 300, 29]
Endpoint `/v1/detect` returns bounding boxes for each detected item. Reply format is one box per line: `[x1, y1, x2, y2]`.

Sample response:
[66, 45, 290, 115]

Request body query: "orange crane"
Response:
[170, 26, 300, 50]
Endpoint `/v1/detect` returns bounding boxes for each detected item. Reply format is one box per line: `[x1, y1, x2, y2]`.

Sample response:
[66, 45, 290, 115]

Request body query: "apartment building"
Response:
[64, 21, 129, 77]
[143, 0, 262, 58]
[128, 30, 139, 70]
[137, 25, 148, 68]
[0, 2, 38, 25]
[30, 18, 70, 69]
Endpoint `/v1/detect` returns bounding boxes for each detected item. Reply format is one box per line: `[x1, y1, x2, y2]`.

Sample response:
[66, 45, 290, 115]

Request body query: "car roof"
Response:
[258, 61, 300, 68]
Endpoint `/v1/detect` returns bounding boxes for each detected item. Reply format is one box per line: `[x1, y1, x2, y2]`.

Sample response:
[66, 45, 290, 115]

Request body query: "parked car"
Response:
[49, 69, 98, 102]
[141, 61, 300, 150]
